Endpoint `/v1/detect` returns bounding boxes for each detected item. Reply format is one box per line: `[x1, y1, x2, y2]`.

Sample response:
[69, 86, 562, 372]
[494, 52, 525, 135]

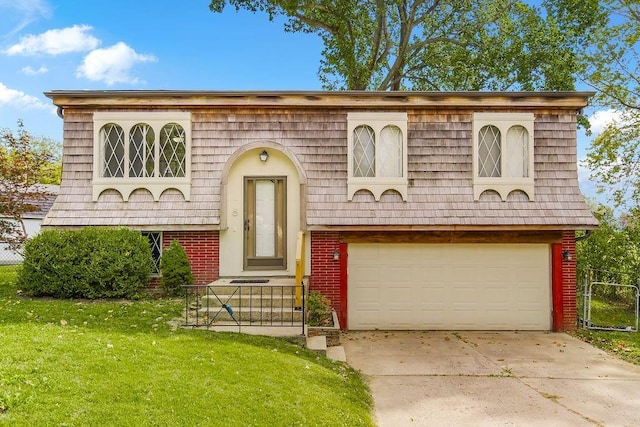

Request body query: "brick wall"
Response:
[562, 231, 577, 331]
[310, 231, 343, 323]
[163, 231, 219, 285]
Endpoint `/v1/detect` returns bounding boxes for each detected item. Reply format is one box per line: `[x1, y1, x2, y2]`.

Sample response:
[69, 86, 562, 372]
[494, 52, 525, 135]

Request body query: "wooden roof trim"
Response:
[44, 90, 593, 109]
[307, 224, 598, 232]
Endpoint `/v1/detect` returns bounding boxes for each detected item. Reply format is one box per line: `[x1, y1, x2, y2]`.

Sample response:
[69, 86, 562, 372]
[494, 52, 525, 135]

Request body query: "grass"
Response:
[0, 265, 373, 426]
[573, 295, 640, 366]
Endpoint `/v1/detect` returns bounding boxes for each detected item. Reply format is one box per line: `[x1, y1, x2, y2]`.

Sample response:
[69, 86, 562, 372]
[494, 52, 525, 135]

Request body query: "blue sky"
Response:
[0, 0, 617, 202]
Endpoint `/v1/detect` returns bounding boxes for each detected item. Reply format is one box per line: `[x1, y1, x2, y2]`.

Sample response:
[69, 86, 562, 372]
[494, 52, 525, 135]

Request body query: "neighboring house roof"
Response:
[43, 91, 597, 231]
[24, 185, 59, 219]
[0, 184, 59, 220]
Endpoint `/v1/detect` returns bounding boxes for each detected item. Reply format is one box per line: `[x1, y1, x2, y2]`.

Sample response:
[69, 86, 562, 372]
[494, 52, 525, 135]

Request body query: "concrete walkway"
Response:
[342, 331, 640, 426]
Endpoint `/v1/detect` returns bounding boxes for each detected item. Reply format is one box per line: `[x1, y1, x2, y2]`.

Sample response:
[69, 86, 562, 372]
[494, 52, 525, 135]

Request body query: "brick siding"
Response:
[562, 231, 577, 331]
[163, 231, 219, 285]
[310, 231, 343, 323]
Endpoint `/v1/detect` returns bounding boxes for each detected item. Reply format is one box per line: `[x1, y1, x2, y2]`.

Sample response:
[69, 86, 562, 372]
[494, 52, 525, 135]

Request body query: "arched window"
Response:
[347, 112, 408, 201]
[101, 123, 125, 177]
[478, 125, 501, 178]
[93, 112, 191, 201]
[353, 125, 375, 177]
[473, 113, 534, 201]
[506, 125, 529, 178]
[379, 125, 403, 177]
[159, 123, 186, 178]
[129, 123, 155, 177]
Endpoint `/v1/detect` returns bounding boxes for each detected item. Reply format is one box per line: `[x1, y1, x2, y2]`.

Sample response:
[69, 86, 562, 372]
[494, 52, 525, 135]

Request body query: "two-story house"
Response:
[43, 90, 597, 331]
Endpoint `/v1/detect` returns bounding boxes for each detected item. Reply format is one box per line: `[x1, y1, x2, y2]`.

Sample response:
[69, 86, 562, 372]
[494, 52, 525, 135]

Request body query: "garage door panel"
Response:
[348, 243, 550, 330]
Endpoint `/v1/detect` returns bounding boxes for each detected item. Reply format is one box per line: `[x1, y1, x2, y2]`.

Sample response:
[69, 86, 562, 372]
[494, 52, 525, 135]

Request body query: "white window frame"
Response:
[93, 112, 191, 201]
[472, 112, 534, 201]
[347, 112, 408, 201]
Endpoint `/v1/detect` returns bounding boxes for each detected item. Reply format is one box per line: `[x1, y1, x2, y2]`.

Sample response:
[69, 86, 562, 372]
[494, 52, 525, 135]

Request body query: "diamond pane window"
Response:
[101, 123, 125, 177]
[129, 123, 155, 177]
[472, 112, 535, 201]
[142, 232, 161, 275]
[353, 125, 375, 177]
[159, 123, 186, 178]
[379, 125, 403, 177]
[93, 112, 191, 202]
[506, 125, 529, 178]
[478, 125, 501, 178]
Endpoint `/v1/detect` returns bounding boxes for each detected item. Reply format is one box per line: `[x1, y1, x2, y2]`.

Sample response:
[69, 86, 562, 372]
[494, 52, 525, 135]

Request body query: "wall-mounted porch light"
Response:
[259, 150, 269, 162]
[333, 249, 340, 261]
[562, 249, 572, 261]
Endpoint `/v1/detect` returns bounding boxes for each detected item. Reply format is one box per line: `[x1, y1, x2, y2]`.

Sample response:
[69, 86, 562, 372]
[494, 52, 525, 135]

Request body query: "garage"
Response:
[347, 243, 551, 330]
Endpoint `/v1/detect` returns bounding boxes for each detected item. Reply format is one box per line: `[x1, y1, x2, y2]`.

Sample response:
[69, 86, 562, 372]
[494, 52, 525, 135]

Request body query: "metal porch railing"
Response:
[183, 282, 305, 335]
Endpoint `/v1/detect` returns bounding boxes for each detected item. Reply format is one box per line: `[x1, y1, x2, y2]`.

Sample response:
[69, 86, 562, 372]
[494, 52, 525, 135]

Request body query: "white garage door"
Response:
[348, 243, 550, 330]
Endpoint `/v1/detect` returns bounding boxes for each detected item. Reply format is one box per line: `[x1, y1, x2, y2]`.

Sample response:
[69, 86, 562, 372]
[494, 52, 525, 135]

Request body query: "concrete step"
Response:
[202, 320, 305, 328]
[199, 294, 299, 309]
[306, 335, 327, 355]
[198, 283, 300, 296]
[193, 306, 304, 323]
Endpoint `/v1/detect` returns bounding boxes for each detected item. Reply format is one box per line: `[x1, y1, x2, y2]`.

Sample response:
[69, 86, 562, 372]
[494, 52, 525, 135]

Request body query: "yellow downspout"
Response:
[295, 231, 305, 309]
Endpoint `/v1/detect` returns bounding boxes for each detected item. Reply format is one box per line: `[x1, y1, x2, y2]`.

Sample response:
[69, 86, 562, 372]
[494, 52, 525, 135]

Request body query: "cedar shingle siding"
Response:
[43, 92, 597, 230]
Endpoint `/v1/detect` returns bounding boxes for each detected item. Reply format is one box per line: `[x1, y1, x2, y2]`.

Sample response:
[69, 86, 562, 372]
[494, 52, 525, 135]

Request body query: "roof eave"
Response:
[44, 90, 594, 110]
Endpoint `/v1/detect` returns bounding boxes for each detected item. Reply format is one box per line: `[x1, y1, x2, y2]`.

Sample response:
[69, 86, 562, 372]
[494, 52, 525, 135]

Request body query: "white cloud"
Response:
[0, 0, 52, 37]
[577, 157, 610, 208]
[21, 65, 48, 75]
[76, 42, 157, 85]
[4, 24, 100, 56]
[0, 82, 49, 110]
[588, 109, 624, 135]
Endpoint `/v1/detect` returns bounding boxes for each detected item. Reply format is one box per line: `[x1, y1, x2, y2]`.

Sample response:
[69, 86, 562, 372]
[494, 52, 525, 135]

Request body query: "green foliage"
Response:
[210, 0, 604, 91]
[17, 228, 152, 299]
[576, 202, 640, 302]
[581, 0, 640, 111]
[159, 240, 193, 296]
[586, 111, 640, 208]
[581, 1, 640, 208]
[576, 328, 640, 366]
[0, 120, 60, 252]
[307, 290, 332, 326]
[583, 297, 637, 328]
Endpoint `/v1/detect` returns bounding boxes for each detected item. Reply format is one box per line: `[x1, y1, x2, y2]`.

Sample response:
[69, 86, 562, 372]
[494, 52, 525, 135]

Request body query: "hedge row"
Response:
[18, 227, 152, 299]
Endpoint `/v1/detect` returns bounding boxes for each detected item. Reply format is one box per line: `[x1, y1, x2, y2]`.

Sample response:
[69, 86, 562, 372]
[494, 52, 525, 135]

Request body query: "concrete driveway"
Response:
[342, 331, 640, 426]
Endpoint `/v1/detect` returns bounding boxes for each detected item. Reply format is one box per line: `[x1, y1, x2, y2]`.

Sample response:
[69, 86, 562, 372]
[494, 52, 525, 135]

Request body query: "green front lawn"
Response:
[0, 266, 373, 426]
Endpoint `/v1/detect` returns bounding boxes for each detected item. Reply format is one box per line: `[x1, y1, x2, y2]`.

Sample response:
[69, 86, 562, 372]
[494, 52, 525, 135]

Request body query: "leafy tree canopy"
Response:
[210, 0, 605, 91]
[0, 120, 60, 252]
[577, 201, 640, 289]
[583, 0, 640, 208]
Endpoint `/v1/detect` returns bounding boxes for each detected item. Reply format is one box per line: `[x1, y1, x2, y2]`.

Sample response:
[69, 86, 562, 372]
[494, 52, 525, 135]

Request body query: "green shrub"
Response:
[159, 240, 193, 296]
[307, 291, 333, 326]
[18, 227, 152, 299]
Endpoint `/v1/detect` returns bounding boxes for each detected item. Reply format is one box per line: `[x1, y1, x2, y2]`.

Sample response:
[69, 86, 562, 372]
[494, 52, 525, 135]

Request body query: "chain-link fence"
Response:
[0, 245, 23, 265]
[578, 269, 639, 332]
